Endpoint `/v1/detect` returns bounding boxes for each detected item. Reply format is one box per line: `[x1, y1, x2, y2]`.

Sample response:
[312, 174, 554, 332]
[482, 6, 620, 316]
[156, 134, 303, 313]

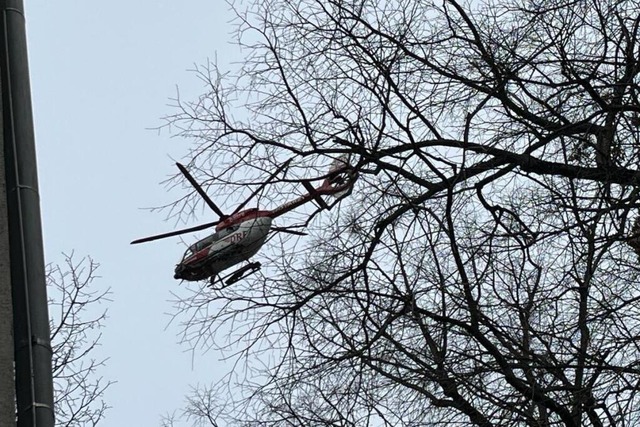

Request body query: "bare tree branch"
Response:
[48, 253, 113, 426]
[161, 0, 640, 425]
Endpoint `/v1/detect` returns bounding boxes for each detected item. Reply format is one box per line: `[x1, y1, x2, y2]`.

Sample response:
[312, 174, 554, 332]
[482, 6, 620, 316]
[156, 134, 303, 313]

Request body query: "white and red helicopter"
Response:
[131, 157, 356, 285]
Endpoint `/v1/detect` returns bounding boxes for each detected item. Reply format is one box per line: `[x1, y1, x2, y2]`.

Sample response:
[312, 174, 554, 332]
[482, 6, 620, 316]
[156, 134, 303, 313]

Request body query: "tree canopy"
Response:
[165, 0, 640, 425]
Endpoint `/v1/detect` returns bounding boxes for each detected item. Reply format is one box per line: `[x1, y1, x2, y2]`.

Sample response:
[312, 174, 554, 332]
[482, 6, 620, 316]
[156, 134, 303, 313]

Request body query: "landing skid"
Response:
[208, 262, 262, 288]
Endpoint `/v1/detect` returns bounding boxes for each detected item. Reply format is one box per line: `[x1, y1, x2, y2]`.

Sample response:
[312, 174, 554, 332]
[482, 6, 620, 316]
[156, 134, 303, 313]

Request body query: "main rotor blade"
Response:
[271, 226, 308, 236]
[176, 162, 226, 219]
[131, 220, 220, 245]
[231, 159, 292, 216]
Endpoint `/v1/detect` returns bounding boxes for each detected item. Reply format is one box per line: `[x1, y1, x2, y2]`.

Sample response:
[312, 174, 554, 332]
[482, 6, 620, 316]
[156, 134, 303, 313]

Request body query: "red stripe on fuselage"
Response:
[185, 246, 212, 264]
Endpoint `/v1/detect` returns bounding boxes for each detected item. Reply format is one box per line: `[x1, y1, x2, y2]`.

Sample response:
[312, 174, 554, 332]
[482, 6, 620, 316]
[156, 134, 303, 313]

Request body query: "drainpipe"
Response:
[0, 0, 55, 425]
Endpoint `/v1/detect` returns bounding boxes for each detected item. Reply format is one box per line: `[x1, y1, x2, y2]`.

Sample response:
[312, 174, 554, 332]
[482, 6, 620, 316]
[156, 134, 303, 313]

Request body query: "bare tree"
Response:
[48, 254, 112, 426]
[160, 384, 220, 427]
[162, 0, 640, 425]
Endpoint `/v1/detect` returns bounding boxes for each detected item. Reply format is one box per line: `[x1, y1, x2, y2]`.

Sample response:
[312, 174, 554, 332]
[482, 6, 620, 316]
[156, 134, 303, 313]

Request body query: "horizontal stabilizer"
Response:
[301, 180, 329, 209]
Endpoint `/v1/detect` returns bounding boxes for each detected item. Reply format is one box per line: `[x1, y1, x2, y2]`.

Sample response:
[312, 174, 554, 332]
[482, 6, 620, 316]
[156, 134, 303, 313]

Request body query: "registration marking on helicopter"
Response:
[223, 231, 248, 244]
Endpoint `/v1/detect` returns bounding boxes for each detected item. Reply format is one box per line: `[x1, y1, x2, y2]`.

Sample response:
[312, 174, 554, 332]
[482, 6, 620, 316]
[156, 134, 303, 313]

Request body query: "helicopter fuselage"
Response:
[132, 156, 356, 283]
[174, 210, 272, 281]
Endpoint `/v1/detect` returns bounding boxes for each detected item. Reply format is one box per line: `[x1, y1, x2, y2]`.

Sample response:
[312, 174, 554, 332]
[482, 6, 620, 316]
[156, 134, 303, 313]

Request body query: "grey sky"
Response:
[26, 1, 237, 425]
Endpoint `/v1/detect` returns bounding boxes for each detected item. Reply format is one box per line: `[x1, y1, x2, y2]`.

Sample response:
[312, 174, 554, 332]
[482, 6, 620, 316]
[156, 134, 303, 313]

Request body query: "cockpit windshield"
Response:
[183, 233, 218, 260]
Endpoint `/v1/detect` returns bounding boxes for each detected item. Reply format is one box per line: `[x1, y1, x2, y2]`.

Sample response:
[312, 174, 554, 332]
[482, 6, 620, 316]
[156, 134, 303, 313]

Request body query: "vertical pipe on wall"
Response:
[0, 0, 54, 425]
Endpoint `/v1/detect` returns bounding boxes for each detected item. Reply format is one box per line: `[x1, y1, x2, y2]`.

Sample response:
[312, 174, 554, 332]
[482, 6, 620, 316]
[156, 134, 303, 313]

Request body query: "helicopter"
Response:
[131, 156, 356, 285]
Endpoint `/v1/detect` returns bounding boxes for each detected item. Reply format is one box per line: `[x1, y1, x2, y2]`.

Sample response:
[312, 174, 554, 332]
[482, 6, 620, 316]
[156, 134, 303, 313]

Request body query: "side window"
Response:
[189, 231, 220, 254]
[218, 224, 239, 239]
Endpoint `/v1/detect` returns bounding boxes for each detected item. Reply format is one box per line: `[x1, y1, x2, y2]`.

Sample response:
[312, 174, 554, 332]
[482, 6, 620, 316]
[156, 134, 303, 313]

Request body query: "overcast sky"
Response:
[26, 1, 238, 425]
